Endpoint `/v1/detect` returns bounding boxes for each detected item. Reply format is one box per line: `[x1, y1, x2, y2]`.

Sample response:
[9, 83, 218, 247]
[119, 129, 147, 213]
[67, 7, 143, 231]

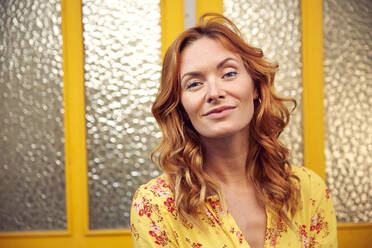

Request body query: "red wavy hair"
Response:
[152, 13, 300, 227]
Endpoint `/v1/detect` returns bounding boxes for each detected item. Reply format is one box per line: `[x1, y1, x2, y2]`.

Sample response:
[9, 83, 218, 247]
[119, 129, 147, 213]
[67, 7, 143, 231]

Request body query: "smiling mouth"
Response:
[203, 106, 236, 116]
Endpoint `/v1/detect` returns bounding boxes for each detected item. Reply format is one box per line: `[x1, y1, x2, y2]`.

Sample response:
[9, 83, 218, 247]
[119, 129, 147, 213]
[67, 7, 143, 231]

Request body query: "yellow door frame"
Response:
[301, 0, 372, 246]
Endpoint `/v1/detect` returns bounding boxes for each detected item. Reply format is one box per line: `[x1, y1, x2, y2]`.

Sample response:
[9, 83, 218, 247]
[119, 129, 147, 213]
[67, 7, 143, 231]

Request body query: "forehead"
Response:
[180, 37, 241, 73]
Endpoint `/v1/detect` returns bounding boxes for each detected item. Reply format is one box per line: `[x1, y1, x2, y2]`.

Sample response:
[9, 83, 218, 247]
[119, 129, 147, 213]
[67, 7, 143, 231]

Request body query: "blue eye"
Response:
[186, 81, 201, 90]
[223, 71, 237, 79]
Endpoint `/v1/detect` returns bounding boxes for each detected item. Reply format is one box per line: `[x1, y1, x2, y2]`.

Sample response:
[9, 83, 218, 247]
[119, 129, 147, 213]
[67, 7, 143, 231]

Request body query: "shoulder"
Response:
[131, 174, 175, 216]
[290, 166, 338, 245]
[290, 165, 331, 204]
[291, 165, 326, 188]
[133, 174, 174, 204]
[131, 175, 180, 246]
[291, 165, 323, 182]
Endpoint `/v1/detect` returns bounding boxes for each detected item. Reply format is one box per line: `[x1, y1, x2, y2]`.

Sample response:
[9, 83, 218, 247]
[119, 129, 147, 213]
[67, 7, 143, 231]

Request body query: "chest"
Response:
[226, 193, 267, 248]
[173, 195, 304, 248]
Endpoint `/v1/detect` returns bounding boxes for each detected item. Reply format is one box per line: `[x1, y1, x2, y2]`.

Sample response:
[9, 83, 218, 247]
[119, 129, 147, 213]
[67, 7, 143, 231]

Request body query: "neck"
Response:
[201, 128, 252, 189]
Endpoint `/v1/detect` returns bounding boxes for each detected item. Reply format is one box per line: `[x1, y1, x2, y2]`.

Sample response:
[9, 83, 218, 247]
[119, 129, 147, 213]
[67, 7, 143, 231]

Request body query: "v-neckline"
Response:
[206, 194, 270, 248]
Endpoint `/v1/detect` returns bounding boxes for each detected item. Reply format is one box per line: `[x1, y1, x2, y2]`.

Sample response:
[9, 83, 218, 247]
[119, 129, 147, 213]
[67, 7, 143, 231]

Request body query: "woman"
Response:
[131, 13, 337, 248]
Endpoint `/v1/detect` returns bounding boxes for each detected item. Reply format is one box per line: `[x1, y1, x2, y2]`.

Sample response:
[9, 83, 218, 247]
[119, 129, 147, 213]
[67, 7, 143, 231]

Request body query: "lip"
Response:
[203, 105, 236, 117]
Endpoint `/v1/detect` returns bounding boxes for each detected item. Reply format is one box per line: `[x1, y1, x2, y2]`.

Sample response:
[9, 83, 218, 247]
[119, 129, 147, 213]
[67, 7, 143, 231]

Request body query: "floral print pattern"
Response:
[265, 218, 287, 247]
[149, 222, 169, 246]
[230, 227, 244, 245]
[131, 166, 338, 247]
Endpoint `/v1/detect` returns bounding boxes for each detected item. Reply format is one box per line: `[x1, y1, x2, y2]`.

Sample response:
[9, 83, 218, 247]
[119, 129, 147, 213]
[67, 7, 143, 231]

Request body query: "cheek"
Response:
[181, 97, 204, 133]
[238, 85, 255, 102]
[181, 91, 205, 115]
[180, 96, 196, 120]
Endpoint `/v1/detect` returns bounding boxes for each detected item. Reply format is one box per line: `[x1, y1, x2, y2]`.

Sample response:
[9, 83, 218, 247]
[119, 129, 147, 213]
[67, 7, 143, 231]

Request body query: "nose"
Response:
[206, 79, 225, 103]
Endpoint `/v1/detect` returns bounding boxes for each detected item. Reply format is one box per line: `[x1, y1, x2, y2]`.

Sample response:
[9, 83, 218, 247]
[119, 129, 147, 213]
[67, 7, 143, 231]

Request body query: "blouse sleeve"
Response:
[308, 170, 338, 248]
[130, 186, 178, 248]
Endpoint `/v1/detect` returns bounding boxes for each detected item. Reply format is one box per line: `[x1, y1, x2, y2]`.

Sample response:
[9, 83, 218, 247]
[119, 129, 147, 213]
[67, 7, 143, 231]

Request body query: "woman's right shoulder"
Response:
[132, 174, 174, 205]
[131, 175, 180, 247]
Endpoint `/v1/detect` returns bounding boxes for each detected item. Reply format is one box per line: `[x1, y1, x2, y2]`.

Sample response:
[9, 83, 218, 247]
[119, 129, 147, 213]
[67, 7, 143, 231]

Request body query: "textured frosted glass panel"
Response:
[323, 0, 372, 223]
[0, 0, 66, 231]
[224, 0, 303, 166]
[82, 0, 162, 229]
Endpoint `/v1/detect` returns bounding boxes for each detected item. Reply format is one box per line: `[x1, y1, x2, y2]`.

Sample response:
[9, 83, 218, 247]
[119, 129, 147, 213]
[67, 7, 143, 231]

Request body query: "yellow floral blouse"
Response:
[130, 166, 338, 247]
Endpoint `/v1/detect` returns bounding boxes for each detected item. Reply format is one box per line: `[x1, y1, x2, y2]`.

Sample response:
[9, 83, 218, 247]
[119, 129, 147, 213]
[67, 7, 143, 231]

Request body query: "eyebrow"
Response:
[180, 57, 238, 83]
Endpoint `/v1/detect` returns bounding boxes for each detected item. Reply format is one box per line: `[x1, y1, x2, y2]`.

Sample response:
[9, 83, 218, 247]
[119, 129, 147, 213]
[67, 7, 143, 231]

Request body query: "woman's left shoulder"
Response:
[291, 165, 325, 184]
[289, 166, 338, 246]
[290, 165, 331, 201]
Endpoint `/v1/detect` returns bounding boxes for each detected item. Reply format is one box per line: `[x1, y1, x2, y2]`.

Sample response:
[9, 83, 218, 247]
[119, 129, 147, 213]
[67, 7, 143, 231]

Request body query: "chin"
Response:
[199, 125, 249, 139]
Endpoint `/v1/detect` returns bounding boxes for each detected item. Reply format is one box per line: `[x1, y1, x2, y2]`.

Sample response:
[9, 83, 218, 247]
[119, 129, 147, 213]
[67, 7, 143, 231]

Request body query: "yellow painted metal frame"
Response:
[1, 0, 371, 247]
[301, 0, 372, 247]
[301, 0, 326, 179]
[161, 0, 184, 57]
[196, 0, 223, 21]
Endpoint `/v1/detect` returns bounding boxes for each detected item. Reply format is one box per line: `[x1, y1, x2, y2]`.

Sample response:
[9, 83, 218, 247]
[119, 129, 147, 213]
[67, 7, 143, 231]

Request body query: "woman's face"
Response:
[180, 37, 258, 139]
